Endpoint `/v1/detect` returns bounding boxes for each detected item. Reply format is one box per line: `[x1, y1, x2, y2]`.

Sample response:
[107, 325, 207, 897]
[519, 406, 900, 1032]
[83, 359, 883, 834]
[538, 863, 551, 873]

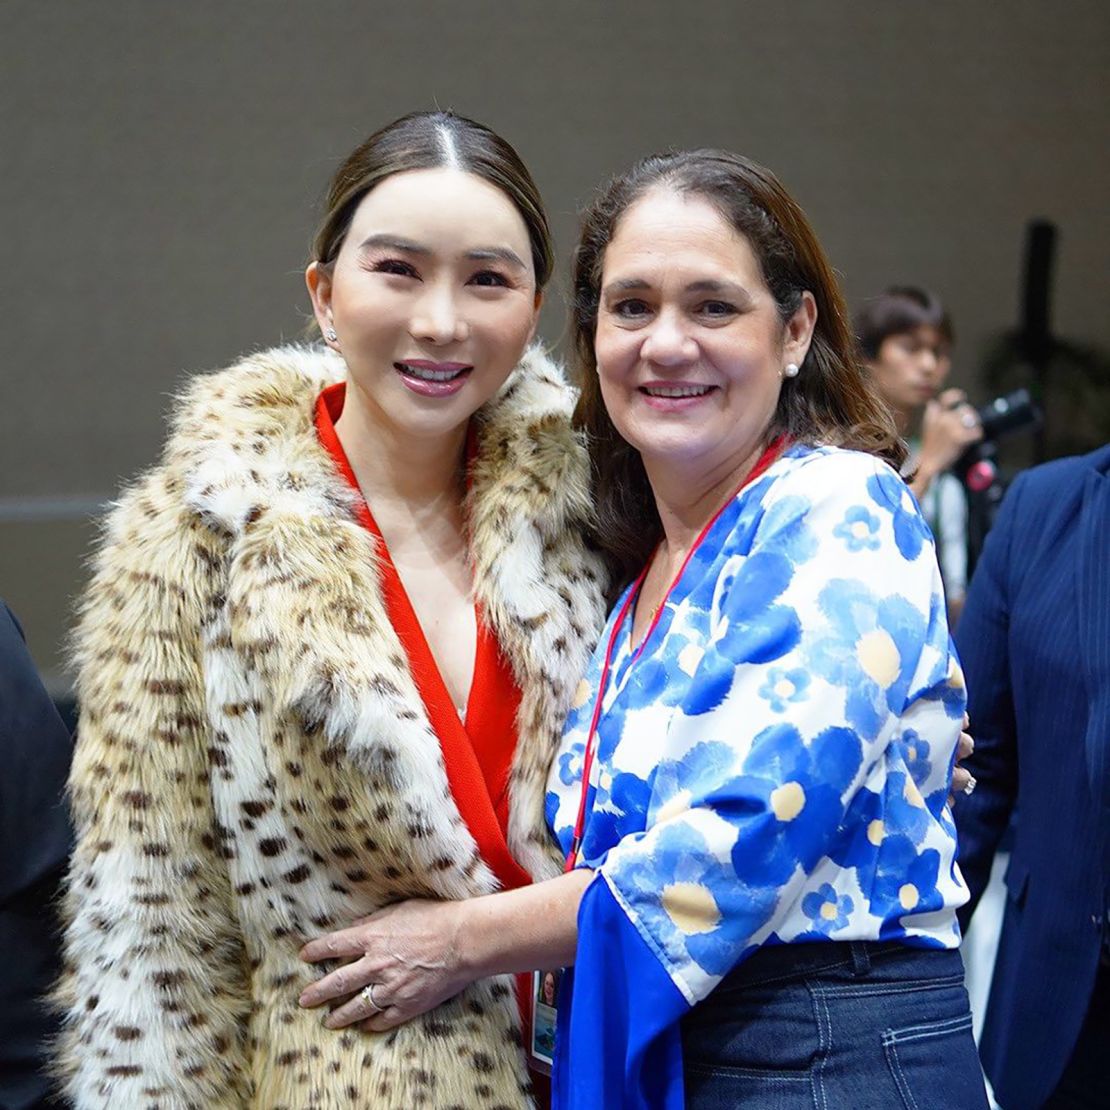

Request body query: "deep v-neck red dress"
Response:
[315, 383, 532, 892]
[316, 384, 551, 1100]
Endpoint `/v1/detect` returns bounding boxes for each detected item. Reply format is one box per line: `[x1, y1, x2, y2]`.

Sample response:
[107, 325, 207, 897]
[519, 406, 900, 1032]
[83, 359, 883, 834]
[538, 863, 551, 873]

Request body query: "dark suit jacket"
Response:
[955, 446, 1110, 1110]
[0, 602, 73, 1109]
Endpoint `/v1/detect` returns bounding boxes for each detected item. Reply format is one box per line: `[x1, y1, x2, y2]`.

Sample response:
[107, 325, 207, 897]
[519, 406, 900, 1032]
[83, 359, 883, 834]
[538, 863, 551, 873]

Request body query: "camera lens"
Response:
[977, 389, 1041, 442]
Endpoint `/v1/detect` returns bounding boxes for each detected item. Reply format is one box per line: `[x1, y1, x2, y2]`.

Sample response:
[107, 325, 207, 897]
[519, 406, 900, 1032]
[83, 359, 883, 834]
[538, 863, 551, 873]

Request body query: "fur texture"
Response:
[55, 345, 608, 1109]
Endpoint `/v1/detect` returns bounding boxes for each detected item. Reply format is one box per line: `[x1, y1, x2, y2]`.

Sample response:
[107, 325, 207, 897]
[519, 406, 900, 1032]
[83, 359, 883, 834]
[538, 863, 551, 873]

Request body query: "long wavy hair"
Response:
[572, 149, 905, 588]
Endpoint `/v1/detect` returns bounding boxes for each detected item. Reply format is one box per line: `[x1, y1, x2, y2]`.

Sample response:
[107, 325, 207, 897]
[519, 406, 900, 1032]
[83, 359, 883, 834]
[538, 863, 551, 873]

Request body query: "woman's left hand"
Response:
[949, 715, 976, 805]
[298, 899, 470, 1032]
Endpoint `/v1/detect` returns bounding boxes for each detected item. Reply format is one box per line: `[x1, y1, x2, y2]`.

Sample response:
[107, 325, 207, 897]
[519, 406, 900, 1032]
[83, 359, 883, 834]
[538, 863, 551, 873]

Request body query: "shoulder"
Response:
[729, 445, 938, 576]
[987, 448, 1109, 554]
[471, 346, 595, 535]
[155, 343, 350, 535]
[761, 445, 907, 515]
[166, 343, 342, 461]
[484, 345, 577, 423]
[1006, 446, 1110, 509]
[89, 343, 345, 576]
[476, 345, 580, 465]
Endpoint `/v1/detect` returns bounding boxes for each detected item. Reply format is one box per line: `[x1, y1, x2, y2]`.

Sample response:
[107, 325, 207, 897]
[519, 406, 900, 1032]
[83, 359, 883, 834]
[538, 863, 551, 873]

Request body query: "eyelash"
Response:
[613, 299, 650, 318]
[610, 299, 738, 320]
[369, 258, 512, 288]
[697, 301, 737, 319]
[372, 258, 419, 278]
[468, 270, 511, 288]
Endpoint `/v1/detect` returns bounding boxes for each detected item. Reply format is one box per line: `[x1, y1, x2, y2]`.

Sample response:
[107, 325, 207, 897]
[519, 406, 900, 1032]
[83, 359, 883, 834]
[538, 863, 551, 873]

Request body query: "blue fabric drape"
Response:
[553, 877, 688, 1109]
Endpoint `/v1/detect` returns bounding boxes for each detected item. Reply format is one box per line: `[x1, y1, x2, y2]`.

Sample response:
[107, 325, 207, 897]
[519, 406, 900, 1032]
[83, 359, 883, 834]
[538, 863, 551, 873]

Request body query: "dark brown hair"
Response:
[311, 111, 554, 286]
[572, 149, 906, 586]
[854, 285, 954, 360]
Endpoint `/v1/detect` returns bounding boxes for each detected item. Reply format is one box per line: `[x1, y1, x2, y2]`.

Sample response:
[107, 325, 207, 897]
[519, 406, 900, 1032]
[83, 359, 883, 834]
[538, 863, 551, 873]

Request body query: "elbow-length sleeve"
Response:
[55, 474, 252, 1109]
[555, 450, 967, 1109]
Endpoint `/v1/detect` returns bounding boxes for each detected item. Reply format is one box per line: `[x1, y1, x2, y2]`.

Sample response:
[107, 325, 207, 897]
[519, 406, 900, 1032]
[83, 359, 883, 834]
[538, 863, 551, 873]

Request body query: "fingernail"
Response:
[298, 994, 309, 1007]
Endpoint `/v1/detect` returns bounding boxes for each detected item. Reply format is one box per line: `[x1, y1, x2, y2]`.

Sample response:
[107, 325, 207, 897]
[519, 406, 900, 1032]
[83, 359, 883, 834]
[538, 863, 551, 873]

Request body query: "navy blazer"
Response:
[954, 445, 1110, 1110]
[0, 602, 73, 1109]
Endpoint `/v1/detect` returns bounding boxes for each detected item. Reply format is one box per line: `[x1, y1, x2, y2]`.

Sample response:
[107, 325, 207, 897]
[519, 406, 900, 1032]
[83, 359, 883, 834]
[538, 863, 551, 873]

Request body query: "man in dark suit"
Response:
[1, 601, 73, 1109]
[955, 445, 1109, 1109]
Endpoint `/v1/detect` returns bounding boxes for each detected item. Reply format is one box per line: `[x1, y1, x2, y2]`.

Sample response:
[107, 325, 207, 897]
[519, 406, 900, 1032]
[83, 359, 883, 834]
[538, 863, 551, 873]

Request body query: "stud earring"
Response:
[783, 362, 800, 378]
[325, 327, 338, 342]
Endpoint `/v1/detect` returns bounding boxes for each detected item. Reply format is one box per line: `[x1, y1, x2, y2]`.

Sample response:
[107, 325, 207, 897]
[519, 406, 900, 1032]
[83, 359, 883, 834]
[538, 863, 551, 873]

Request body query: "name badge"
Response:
[529, 967, 562, 1073]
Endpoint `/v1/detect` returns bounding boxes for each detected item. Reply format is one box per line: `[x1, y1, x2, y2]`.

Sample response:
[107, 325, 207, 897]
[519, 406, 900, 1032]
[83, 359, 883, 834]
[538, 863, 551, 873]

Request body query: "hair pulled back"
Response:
[571, 148, 906, 586]
[312, 111, 553, 287]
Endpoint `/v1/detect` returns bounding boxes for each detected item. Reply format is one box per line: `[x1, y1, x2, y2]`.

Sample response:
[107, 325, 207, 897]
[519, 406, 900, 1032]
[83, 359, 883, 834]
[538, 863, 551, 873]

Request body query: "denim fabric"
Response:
[681, 941, 988, 1109]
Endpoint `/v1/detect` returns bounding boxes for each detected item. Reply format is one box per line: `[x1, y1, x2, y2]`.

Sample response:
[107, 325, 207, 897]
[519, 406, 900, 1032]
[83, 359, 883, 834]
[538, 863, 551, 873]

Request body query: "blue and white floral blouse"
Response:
[546, 444, 969, 1109]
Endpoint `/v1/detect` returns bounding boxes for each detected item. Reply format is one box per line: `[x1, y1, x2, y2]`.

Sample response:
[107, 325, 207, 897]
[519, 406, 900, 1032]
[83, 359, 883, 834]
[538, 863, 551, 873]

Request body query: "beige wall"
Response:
[3, 0, 1108, 690]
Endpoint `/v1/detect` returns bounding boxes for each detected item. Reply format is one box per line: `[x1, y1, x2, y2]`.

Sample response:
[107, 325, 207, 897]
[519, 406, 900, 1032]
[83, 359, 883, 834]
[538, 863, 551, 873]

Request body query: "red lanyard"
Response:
[564, 437, 788, 871]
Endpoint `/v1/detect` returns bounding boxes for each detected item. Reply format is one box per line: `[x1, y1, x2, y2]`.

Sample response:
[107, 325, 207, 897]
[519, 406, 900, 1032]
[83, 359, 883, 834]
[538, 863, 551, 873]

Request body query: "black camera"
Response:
[977, 389, 1042, 443]
[956, 388, 1042, 492]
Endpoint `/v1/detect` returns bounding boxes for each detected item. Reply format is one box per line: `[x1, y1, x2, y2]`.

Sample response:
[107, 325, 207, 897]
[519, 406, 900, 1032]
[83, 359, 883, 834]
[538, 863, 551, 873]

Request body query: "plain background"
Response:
[2, 0, 1108, 690]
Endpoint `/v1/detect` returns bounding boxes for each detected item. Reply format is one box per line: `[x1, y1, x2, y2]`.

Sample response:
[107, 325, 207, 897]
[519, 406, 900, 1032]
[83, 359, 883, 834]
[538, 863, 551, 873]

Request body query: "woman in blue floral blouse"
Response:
[300, 149, 986, 1109]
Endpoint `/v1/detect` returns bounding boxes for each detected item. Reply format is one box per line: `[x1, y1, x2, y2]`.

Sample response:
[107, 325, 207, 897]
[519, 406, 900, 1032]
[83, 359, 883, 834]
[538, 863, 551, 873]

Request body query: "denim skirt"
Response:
[680, 941, 988, 1109]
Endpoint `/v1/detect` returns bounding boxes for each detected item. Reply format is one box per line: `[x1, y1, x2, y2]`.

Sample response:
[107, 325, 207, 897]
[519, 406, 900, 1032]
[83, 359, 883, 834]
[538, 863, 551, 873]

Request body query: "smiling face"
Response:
[306, 167, 541, 440]
[867, 325, 950, 417]
[594, 186, 815, 486]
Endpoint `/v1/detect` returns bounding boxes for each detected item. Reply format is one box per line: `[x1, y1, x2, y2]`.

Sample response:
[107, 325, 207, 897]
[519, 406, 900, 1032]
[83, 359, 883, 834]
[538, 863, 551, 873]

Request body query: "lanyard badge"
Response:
[528, 967, 564, 1073]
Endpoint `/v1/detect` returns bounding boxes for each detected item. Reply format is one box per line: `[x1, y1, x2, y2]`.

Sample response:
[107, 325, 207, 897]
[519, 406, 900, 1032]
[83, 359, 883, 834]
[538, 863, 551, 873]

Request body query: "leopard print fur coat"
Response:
[54, 344, 608, 1109]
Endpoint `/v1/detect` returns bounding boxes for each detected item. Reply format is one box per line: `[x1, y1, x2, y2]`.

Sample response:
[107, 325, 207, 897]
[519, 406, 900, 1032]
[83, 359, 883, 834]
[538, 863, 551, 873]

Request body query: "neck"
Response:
[893, 406, 913, 436]
[644, 437, 771, 568]
[334, 380, 468, 514]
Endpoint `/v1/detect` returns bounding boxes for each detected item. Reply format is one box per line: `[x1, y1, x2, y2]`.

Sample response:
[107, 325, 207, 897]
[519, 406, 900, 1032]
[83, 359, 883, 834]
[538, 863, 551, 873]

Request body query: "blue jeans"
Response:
[681, 941, 988, 1109]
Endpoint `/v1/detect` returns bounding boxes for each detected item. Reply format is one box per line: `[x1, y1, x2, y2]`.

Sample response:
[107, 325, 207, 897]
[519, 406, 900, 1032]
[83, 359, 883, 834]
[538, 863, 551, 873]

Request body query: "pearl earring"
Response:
[325, 327, 338, 342]
[783, 362, 800, 378]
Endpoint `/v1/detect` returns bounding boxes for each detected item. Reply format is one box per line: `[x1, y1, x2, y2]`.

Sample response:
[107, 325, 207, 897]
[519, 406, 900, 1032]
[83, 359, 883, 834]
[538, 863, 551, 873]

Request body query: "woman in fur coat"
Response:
[55, 111, 607, 1109]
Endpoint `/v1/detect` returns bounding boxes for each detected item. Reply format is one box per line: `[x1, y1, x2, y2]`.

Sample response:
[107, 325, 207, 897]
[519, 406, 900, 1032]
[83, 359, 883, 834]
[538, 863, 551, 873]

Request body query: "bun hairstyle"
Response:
[572, 149, 905, 586]
[311, 110, 554, 287]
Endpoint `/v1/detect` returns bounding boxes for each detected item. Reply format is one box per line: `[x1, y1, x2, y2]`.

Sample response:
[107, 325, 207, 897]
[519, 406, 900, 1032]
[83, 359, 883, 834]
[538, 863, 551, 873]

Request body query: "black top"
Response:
[0, 601, 73, 1109]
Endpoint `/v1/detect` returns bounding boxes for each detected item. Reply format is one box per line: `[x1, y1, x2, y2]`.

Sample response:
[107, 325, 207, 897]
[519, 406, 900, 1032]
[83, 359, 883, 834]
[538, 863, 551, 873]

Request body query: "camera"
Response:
[956, 388, 1042, 492]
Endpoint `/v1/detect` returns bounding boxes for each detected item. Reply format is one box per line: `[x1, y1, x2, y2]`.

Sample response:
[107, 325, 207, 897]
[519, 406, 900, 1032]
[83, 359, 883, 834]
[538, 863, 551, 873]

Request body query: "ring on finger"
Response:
[962, 774, 977, 796]
[359, 983, 384, 1014]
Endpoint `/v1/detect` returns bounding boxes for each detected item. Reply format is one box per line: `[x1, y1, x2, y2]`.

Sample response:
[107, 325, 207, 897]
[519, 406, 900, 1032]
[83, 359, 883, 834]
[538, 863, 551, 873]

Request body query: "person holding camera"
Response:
[855, 287, 983, 622]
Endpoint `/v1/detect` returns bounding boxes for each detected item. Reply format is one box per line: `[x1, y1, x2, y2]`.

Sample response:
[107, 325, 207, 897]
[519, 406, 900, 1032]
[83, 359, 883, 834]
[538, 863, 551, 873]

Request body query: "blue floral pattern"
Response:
[866, 470, 933, 561]
[802, 883, 854, 933]
[833, 505, 882, 552]
[547, 445, 968, 1006]
[757, 666, 811, 713]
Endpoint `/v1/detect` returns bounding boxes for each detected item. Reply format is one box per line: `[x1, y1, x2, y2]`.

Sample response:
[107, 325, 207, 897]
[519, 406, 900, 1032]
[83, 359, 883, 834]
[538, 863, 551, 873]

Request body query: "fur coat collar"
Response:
[57, 344, 608, 1109]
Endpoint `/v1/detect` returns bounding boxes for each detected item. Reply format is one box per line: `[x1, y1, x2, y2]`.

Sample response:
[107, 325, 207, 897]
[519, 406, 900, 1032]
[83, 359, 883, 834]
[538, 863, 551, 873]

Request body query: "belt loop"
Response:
[851, 942, 871, 977]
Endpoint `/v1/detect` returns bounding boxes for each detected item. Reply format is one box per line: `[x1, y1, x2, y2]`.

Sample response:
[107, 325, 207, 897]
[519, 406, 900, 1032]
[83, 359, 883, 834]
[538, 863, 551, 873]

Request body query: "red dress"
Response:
[316, 385, 550, 1102]
[315, 382, 531, 888]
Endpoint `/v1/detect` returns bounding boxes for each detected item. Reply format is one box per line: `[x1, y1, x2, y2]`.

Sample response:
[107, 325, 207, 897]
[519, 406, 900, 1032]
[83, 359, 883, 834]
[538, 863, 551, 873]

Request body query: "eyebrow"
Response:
[464, 246, 528, 270]
[602, 277, 751, 298]
[358, 234, 429, 255]
[358, 235, 527, 270]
